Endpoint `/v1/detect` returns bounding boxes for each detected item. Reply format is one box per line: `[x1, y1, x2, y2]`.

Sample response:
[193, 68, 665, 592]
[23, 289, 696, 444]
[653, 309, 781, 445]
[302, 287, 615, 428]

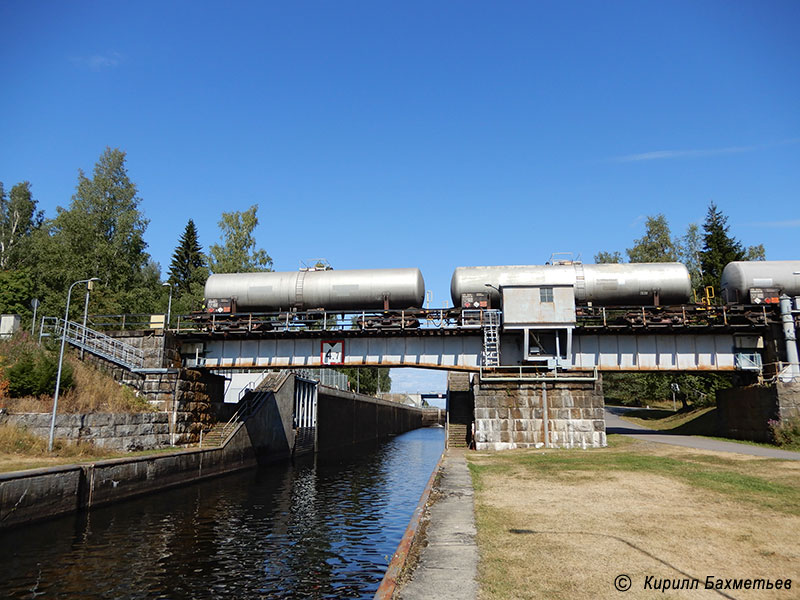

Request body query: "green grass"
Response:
[619, 407, 794, 450]
[621, 406, 719, 435]
[471, 441, 800, 515]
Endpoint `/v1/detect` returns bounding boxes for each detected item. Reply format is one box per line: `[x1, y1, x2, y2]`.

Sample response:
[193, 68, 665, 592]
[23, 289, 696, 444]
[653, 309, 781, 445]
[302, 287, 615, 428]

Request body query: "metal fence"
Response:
[294, 368, 349, 391]
[39, 317, 145, 370]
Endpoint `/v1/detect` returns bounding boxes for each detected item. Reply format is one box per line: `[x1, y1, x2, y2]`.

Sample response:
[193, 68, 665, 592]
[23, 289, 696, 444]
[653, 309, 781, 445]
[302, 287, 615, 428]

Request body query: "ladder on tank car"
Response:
[482, 310, 501, 367]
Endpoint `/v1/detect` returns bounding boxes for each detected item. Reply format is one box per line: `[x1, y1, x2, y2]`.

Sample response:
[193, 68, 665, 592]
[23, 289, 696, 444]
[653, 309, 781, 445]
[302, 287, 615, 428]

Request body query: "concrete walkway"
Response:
[397, 448, 478, 600]
[605, 407, 800, 460]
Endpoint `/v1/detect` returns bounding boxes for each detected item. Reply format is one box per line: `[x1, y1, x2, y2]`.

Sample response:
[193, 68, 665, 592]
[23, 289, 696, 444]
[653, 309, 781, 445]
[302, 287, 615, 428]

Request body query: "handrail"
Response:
[200, 371, 293, 445]
[40, 317, 145, 370]
[479, 365, 599, 382]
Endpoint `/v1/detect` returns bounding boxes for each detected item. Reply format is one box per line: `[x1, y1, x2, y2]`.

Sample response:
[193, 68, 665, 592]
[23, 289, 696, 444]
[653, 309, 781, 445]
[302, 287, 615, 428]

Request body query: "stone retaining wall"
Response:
[0, 412, 172, 451]
[717, 381, 800, 442]
[473, 377, 606, 450]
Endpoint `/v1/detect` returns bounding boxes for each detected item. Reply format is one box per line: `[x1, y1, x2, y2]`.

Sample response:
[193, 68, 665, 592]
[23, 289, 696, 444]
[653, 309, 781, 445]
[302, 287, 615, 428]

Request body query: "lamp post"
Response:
[162, 282, 173, 330]
[30, 298, 39, 336]
[48, 277, 101, 452]
[161, 282, 173, 368]
[79, 280, 96, 360]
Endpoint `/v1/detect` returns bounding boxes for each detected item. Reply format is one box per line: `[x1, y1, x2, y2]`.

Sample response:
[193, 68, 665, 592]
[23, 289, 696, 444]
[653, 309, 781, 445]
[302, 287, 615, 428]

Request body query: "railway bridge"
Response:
[49, 261, 800, 452]
[168, 298, 795, 451]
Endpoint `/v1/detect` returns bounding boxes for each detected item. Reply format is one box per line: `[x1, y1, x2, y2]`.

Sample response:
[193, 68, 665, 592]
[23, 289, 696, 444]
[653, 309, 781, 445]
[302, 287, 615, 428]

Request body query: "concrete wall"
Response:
[0, 412, 172, 452]
[243, 374, 296, 462]
[0, 374, 436, 529]
[717, 381, 800, 442]
[473, 377, 606, 450]
[0, 425, 258, 530]
[316, 387, 431, 452]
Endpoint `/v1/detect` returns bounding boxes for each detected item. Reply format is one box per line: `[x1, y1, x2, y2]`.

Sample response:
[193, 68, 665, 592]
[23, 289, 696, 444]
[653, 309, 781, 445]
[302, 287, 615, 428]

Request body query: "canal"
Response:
[0, 427, 445, 599]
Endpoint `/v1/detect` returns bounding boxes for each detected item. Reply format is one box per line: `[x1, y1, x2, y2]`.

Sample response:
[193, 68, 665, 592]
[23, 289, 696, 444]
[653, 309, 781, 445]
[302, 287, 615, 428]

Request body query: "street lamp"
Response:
[79, 280, 97, 360]
[48, 277, 101, 452]
[162, 282, 173, 330]
[160, 282, 174, 368]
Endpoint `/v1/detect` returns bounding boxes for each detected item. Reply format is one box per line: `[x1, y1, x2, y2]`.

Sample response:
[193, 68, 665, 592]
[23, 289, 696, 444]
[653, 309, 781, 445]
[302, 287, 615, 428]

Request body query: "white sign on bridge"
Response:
[321, 340, 345, 365]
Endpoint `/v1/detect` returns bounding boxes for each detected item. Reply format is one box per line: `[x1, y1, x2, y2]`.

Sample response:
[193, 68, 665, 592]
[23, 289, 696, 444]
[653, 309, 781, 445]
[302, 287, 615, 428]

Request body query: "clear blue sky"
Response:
[1, 1, 798, 392]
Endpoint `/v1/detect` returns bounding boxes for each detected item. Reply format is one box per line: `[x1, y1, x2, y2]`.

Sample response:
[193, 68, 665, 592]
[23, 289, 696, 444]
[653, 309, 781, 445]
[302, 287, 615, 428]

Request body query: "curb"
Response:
[373, 449, 445, 600]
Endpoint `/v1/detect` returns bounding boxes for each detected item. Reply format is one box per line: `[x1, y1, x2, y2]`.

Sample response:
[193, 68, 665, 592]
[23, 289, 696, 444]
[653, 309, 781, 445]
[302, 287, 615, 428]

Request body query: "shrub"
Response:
[4, 347, 73, 397]
[769, 417, 800, 449]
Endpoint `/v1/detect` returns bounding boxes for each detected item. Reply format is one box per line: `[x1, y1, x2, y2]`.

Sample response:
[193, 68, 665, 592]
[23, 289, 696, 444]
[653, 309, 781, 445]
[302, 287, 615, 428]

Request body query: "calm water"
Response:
[0, 427, 444, 599]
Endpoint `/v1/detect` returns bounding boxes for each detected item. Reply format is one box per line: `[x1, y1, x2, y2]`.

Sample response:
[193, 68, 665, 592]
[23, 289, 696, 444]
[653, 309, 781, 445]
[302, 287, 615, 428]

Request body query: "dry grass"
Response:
[469, 437, 800, 599]
[0, 424, 180, 473]
[0, 352, 154, 414]
[0, 423, 122, 471]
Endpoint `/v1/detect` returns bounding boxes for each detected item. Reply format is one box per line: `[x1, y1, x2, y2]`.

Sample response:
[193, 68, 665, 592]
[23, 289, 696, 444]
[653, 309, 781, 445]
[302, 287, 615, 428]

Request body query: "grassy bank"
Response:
[620, 406, 720, 435]
[0, 424, 176, 474]
[619, 407, 789, 450]
[468, 438, 800, 599]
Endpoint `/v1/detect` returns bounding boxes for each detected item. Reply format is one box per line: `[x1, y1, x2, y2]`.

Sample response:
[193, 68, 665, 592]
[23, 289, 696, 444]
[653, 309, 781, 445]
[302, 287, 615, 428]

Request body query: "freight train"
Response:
[192, 260, 798, 331]
[720, 261, 800, 304]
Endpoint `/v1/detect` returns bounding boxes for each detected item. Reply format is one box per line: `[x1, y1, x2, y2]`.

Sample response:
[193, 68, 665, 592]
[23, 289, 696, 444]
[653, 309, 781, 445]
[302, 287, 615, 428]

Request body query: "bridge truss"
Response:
[174, 305, 780, 374]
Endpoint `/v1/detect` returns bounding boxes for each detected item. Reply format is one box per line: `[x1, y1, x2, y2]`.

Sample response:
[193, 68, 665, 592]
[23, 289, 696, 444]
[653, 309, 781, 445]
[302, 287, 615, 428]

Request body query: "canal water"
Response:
[0, 427, 444, 599]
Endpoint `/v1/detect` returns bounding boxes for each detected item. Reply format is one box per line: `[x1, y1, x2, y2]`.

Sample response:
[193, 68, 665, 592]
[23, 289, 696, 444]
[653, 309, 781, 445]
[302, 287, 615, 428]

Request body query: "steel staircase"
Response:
[41, 317, 145, 371]
[482, 310, 501, 367]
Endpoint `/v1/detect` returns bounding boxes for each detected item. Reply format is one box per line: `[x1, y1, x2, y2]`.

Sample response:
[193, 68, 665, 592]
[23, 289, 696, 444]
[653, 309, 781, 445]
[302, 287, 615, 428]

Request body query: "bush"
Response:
[4, 346, 74, 398]
[769, 417, 800, 449]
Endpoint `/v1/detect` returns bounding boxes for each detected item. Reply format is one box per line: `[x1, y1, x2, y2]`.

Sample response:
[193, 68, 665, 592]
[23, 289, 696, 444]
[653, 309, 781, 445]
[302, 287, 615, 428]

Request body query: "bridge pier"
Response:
[471, 376, 606, 450]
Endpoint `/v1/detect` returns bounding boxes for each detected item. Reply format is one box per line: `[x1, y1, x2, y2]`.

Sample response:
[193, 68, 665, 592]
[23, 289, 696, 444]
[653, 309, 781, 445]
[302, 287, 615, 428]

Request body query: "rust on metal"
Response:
[373, 450, 445, 600]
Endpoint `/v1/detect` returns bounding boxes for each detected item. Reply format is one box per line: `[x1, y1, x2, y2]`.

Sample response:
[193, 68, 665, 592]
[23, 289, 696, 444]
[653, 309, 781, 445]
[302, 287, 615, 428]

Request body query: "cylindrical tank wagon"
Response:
[721, 261, 800, 303]
[450, 262, 693, 306]
[204, 268, 426, 312]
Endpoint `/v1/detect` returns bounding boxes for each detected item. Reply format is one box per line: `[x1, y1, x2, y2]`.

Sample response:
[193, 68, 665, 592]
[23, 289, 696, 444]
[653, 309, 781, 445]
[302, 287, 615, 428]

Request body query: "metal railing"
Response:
[294, 368, 349, 391]
[88, 313, 163, 331]
[202, 391, 268, 447]
[734, 353, 763, 372]
[174, 307, 472, 335]
[479, 365, 599, 382]
[40, 317, 145, 370]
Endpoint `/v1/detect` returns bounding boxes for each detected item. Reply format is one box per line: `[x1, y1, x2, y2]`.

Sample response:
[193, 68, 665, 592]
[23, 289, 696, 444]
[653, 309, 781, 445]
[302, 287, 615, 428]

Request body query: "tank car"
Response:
[204, 267, 426, 312]
[451, 262, 692, 306]
[721, 260, 800, 303]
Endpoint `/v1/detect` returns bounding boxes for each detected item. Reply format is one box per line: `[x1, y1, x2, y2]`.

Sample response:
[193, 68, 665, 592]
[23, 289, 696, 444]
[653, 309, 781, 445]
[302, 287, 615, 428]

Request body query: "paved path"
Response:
[397, 448, 478, 600]
[605, 406, 800, 460]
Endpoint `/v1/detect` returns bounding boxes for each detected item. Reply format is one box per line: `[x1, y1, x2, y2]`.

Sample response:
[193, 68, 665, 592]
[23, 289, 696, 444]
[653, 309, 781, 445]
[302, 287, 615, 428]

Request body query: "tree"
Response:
[208, 205, 272, 273]
[338, 367, 391, 395]
[594, 251, 621, 264]
[0, 181, 43, 269]
[698, 202, 764, 292]
[677, 223, 703, 295]
[169, 219, 207, 294]
[0, 269, 35, 317]
[626, 214, 678, 263]
[32, 147, 158, 317]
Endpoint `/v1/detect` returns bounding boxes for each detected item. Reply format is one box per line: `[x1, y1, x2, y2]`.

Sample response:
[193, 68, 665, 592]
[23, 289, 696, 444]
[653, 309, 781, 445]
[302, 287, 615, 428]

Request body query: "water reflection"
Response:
[0, 427, 443, 599]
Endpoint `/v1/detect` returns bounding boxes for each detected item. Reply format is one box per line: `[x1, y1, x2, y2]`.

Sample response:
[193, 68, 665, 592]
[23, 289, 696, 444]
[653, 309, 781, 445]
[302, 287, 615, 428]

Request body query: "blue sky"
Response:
[1, 1, 798, 393]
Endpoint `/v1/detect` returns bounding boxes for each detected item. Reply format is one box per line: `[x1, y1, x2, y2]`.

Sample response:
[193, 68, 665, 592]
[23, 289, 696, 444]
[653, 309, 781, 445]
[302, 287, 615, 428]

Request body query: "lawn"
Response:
[468, 436, 800, 599]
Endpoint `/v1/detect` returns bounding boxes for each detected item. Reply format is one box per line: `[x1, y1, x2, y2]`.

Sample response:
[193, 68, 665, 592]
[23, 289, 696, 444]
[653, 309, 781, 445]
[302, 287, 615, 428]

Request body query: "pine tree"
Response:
[699, 202, 746, 291]
[169, 219, 205, 294]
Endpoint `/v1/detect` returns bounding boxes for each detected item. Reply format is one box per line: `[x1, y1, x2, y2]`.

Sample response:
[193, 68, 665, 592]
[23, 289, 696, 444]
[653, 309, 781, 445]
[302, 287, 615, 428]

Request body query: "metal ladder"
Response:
[482, 310, 501, 367]
[40, 317, 145, 371]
